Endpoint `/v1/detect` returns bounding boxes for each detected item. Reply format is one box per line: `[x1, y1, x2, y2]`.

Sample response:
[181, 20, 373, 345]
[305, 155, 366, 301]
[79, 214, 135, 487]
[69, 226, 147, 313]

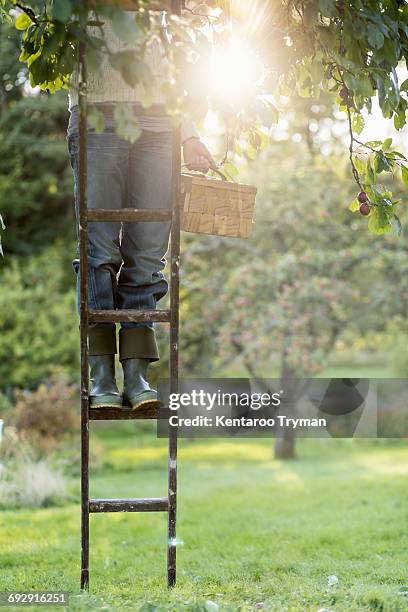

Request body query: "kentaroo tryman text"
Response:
[168, 415, 327, 429]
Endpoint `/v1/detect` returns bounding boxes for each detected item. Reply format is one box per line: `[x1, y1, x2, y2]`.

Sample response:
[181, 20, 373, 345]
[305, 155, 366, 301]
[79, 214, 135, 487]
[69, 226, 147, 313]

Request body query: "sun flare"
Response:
[207, 38, 261, 102]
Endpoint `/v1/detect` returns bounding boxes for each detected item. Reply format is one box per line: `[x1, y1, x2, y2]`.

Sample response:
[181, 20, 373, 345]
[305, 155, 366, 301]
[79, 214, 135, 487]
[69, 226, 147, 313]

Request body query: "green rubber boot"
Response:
[89, 355, 122, 409]
[122, 358, 160, 410]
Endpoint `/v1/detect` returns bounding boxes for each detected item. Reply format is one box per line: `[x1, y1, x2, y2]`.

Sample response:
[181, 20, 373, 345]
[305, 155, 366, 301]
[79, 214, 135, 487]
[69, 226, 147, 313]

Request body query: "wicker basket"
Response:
[180, 171, 257, 239]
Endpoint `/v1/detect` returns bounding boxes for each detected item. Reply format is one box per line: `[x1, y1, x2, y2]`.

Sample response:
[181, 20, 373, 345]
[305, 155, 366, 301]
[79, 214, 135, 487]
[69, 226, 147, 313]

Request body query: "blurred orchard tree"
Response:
[0, 244, 78, 390]
[180, 135, 408, 458]
[0, 0, 408, 233]
[0, 24, 77, 392]
[0, 21, 74, 255]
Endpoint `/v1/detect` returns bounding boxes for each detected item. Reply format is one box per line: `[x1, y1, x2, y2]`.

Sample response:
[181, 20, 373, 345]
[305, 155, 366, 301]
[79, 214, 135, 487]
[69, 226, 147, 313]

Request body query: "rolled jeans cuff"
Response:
[119, 327, 159, 362]
[89, 324, 117, 356]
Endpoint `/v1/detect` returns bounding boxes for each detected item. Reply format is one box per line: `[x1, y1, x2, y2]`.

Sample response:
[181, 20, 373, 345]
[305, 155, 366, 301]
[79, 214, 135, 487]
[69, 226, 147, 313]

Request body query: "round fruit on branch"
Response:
[359, 202, 370, 216]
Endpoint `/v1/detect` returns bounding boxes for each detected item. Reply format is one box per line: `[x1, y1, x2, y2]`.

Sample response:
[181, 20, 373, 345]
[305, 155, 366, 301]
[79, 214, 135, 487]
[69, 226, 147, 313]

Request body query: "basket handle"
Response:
[210, 166, 229, 181]
[181, 163, 231, 182]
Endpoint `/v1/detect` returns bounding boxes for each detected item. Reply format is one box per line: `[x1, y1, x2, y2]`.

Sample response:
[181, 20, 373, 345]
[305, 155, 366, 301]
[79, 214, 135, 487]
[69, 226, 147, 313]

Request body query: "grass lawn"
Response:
[1, 428, 407, 611]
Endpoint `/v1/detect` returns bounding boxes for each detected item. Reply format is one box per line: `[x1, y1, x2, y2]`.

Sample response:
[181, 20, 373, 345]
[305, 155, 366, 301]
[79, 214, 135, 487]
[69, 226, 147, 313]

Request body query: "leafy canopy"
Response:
[1, 0, 408, 233]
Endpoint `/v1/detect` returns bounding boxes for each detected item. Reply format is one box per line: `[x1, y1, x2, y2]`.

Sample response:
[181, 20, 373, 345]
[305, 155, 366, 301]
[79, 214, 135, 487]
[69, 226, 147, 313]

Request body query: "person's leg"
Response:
[68, 126, 129, 407]
[117, 130, 172, 408]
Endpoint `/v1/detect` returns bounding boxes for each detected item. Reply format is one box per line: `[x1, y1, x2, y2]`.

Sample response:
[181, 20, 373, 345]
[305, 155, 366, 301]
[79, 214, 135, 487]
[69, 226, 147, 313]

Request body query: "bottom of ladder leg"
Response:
[80, 569, 89, 590]
[167, 543, 176, 587]
[167, 567, 176, 588]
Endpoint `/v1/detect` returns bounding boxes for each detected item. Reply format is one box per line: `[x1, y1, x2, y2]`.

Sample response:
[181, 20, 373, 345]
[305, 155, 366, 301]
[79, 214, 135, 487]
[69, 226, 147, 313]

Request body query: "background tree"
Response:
[181, 133, 408, 458]
[0, 244, 78, 390]
[0, 25, 77, 391]
[0, 22, 74, 256]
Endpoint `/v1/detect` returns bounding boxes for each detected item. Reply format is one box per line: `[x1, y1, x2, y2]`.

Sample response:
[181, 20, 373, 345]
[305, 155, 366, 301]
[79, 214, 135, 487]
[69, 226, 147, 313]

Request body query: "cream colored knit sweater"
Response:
[69, 13, 198, 142]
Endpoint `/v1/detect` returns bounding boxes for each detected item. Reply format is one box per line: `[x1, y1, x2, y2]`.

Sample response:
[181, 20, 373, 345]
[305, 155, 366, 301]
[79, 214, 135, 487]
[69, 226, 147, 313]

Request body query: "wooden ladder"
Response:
[77, 0, 182, 589]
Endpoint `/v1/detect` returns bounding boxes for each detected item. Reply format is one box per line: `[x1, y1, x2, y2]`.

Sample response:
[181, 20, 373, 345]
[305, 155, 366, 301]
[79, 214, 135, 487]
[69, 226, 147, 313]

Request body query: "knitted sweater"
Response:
[69, 13, 198, 142]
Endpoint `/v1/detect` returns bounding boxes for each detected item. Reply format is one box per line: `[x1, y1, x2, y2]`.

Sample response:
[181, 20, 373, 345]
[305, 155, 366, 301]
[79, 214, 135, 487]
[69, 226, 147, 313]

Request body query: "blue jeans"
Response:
[67, 107, 172, 359]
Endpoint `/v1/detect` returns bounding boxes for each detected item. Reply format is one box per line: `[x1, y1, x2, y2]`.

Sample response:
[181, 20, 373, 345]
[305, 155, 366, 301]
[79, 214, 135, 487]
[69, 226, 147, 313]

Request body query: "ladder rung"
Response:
[87, 208, 172, 222]
[89, 498, 168, 513]
[88, 309, 170, 324]
[89, 406, 158, 420]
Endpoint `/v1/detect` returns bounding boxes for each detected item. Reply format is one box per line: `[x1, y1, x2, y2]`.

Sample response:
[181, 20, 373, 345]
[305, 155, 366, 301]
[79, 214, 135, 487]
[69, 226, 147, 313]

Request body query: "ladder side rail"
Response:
[168, 0, 182, 584]
[167, 124, 181, 589]
[78, 38, 90, 591]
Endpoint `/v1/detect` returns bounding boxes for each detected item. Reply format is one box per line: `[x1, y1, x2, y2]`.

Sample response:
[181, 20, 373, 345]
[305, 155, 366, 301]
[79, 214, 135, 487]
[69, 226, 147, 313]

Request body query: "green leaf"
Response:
[383, 37, 398, 65]
[28, 53, 53, 88]
[318, 0, 336, 17]
[365, 140, 383, 148]
[113, 104, 141, 143]
[15, 12, 32, 30]
[351, 113, 364, 135]
[394, 109, 406, 130]
[86, 46, 102, 73]
[356, 75, 374, 98]
[223, 161, 239, 178]
[52, 0, 72, 23]
[382, 138, 392, 150]
[168, 17, 195, 44]
[246, 145, 257, 160]
[111, 9, 140, 45]
[234, 140, 242, 156]
[401, 166, 408, 188]
[255, 96, 279, 128]
[368, 205, 392, 234]
[367, 159, 376, 183]
[309, 61, 325, 87]
[87, 107, 105, 133]
[387, 151, 407, 161]
[249, 131, 262, 151]
[372, 186, 384, 199]
[56, 45, 76, 76]
[259, 131, 269, 151]
[349, 198, 360, 212]
[374, 152, 392, 173]
[353, 156, 366, 175]
[392, 214, 402, 236]
[109, 51, 153, 88]
[367, 23, 384, 49]
[298, 84, 311, 98]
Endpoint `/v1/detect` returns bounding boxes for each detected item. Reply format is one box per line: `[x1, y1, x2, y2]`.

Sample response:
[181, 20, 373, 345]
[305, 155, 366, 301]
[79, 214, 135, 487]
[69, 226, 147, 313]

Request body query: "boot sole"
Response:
[91, 404, 123, 410]
[90, 398, 122, 410]
[125, 398, 163, 411]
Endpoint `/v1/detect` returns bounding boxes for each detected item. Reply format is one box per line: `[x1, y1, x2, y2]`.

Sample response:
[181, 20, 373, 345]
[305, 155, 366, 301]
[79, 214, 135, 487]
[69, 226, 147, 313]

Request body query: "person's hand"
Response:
[183, 137, 216, 174]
